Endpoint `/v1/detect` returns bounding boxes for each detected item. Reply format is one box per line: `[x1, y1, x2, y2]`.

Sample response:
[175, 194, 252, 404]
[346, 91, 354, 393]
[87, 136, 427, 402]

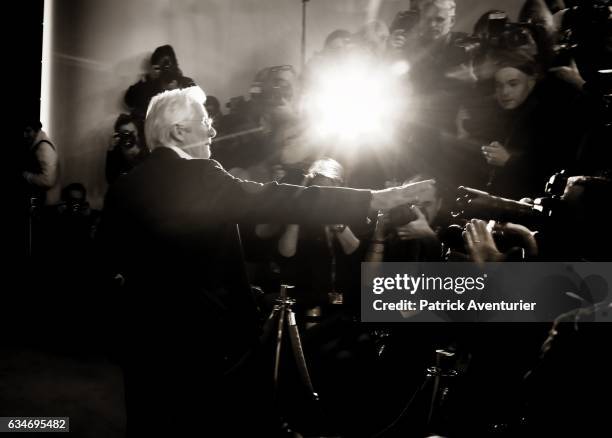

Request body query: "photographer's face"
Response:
[420, 5, 455, 41]
[151, 55, 175, 79]
[117, 122, 141, 160]
[326, 35, 352, 52]
[495, 67, 535, 110]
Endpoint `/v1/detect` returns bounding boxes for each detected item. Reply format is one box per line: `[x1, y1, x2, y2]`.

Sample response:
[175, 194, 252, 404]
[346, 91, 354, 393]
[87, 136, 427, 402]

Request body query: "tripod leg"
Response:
[260, 306, 280, 344]
[287, 310, 319, 401]
[273, 305, 287, 399]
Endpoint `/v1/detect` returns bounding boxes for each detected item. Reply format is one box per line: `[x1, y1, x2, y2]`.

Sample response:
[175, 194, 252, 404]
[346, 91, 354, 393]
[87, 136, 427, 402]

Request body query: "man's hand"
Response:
[549, 65, 585, 91]
[396, 207, 436, 241]
[482, 141, 510, 167]
[371, 179, 435, 212]
[389, 30, 407, 49]
[462, 219, 505, 263]
[110, 132, 121, 151]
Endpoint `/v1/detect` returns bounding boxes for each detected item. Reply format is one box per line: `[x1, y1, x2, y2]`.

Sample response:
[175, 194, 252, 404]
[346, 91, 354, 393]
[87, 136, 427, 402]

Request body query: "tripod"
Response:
[372, 347, 460, 438]
[265, 284, 319, 403]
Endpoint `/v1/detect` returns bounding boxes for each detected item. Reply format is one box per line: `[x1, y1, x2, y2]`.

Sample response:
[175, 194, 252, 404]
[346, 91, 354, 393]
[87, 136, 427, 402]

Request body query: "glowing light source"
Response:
[302, 57, 407, 145]
[40, 0, 54, 134]
[390, 60, 411, 76]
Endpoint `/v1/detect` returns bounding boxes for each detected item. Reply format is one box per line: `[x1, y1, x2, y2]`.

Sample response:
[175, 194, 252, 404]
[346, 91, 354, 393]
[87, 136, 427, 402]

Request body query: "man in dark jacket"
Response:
[124, 44, 196, 118]
[98, 86, 434, 436]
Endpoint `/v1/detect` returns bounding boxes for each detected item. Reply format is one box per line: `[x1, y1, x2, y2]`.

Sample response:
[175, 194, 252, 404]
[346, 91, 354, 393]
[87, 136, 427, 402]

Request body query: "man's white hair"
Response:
[145, 86, 207, 150]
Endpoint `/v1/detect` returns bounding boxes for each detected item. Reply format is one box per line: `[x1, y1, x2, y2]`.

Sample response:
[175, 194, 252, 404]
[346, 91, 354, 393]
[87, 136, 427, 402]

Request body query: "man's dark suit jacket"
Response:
[97, 147, 372, 433]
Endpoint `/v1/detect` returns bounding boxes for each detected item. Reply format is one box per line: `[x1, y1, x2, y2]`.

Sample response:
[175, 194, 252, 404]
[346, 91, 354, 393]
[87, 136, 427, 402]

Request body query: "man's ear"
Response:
[169, 123, 184, 144]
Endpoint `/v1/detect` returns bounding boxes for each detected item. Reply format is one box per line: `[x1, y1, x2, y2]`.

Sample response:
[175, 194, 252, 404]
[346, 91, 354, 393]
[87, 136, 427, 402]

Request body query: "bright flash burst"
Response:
[302, 57, 410, 146]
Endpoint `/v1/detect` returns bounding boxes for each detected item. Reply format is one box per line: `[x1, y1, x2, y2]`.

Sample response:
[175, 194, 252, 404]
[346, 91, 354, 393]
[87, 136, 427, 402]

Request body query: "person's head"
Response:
[518, 0, 554, 34]
[150, 45, 180, 82]
[559, 175, 612, 258]
[324, 29, 352, 52]
[145, 86, 217, 159]
[204, 95, 222, 119]
[306, 158, 344, 187]
[405, 174, 444, 223]
[62, 182, 86, 202]
[61, 183, 87, 213]
[151, 44, 178, 70]
[494, 57, 537, 110]
[418, 0, 456, 41]
[114, 113, 144, 161]
[23, 119, 42, 146]
[355, 20, 390, 55]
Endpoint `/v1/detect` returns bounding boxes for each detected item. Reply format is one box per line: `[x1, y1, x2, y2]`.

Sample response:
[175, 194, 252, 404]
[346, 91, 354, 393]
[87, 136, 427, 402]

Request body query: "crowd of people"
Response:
[18, 0, 611, 436]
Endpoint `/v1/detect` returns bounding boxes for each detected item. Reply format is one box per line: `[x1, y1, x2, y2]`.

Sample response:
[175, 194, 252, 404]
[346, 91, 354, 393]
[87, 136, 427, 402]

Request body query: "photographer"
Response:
[386, 9, 420, 59]
[455, 174, 612, 262]
[368, 175, 450, 263]
[105, 113, 149, 185]
[22, 119, 61, 206]
[124, 44, 195, 118]
[213, 66, 300, 182]
[274, 159, 362, 319]
[408, 0, 472, 136]
[467, 52, 581, 200]
[553, 1, 612, 175]
[49, 183, 101, 258]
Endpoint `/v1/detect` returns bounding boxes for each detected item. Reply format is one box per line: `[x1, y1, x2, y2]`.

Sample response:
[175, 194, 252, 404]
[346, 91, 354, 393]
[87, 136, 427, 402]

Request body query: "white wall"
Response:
[45, 0, 522, 208]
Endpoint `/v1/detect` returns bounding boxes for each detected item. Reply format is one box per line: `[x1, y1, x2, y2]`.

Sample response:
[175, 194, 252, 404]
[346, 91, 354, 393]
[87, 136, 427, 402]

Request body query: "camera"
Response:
[390, 9, 420, 34]
[558, 0, 612, 45]
[251, 65, 296, 107]
[116, 131, 136, 148]
[387, 203, 419, 228]
[66, 199, 88, 215]
[226, 96, 248, 114]
[453, 11, 536, 59]
[159, 65, 180, 85]
[158, 58, 174, 72]
[556, 0, 612, 85]
[451, 171, 570, 229]
[153, 57, 181, 85]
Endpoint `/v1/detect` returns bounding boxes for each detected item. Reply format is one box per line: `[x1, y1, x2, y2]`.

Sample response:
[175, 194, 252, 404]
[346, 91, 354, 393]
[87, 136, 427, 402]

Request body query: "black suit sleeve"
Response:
[190, 159, 373, 225]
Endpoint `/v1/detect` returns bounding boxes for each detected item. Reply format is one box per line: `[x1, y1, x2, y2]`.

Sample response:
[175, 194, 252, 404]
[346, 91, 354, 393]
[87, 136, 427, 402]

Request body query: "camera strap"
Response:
[324, 226, 338, 295]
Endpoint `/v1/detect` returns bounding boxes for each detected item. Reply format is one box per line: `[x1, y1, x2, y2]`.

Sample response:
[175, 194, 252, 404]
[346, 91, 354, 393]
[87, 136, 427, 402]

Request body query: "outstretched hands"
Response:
[371, 179, 436, 212]
[462, 219, 504, 263]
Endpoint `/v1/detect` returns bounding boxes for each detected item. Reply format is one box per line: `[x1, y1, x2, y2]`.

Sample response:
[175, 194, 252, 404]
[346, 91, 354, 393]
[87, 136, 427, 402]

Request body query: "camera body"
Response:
[65, 199, 89, 216]
[251, 65, 296, 107]
[153, 57, 181, 86]
[451, 172, 570, 229]
[116, 131, 137, 148]
[557, 0, 612, 85]
[390, 9, 420, 35]
[387, 203, 419, 229]
[454, 12, 536, 60]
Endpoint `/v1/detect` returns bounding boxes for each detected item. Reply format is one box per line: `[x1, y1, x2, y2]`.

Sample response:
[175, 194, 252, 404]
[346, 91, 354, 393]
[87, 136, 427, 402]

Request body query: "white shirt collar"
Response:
[168, 145, 194, 160]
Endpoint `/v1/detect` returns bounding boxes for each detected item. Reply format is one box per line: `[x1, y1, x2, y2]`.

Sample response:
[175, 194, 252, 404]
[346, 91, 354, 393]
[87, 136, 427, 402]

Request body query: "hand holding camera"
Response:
[395, 206, 436, 241]
[111, 131, 137, 150]
[482, 141, 511, 167]
[150, 64, 162, 80]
